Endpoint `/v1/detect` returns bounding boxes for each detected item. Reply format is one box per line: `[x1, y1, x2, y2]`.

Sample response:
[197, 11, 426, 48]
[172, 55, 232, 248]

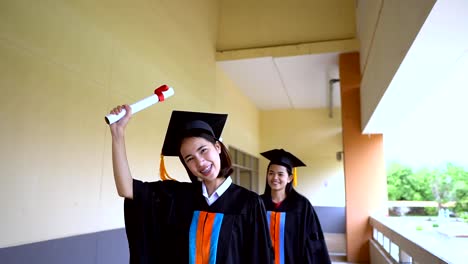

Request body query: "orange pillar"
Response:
[339, 52, 387, 263]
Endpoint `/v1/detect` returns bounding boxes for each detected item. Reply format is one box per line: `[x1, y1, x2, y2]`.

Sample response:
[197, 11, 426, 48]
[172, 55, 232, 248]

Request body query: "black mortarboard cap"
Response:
[260, 149, 306, 169]
[161, 110, 228, 157]
[260, 149, 306, 186]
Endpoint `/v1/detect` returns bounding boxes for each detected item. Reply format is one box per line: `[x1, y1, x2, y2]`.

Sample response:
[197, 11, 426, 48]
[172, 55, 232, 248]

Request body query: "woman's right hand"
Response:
[109, 104, 134, 199]
[109, 104, 132, 138]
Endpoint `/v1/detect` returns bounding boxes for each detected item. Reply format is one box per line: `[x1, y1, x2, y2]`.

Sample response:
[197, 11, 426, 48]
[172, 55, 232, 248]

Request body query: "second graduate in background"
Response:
[260, 148, 331, 264]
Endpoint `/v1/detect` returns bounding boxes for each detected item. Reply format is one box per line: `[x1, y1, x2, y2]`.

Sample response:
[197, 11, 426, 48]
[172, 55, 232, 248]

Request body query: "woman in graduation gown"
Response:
[260, 149, 331, 264]
[109, 105, 273, 264]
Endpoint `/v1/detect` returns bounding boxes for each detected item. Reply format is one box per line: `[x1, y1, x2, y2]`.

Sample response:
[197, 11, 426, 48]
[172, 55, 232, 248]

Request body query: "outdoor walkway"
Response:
[375, 216, 468, 263]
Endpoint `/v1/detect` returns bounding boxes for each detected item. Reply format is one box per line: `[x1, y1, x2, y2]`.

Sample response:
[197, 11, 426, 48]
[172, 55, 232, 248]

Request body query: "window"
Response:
[229, 146, 259, 193]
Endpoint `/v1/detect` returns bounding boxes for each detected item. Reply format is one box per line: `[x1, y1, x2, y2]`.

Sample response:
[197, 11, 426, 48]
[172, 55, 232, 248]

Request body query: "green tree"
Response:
[387, 163, 413, 200]
[410, 168, 433, 200]
[427, 169, 453, 209]
[387, 162, 468, 216]
[454, 188, 468, 214]
[445, 163, 468, 214]
[387, 163, 432, 201]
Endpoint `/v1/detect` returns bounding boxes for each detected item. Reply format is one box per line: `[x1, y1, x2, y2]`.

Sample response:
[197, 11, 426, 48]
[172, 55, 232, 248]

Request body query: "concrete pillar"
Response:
[339, 52, 387, 263]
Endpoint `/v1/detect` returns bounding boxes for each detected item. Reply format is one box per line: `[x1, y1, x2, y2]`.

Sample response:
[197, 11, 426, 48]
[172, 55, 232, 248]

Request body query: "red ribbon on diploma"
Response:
[154, 85, 169, 102]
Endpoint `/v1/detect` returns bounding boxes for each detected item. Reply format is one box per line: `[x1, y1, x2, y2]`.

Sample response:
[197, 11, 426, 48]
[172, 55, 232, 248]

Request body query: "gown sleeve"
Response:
[124, 179, 194, 264]
[124, 180, 159, 264]
[244, 195, 275, 264]
[303, 202, 331, 264]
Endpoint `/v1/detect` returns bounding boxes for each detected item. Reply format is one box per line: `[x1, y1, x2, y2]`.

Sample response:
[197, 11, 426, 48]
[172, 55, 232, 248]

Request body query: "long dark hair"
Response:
[177, 129, 233, 183]
[263, 162, 294, 197]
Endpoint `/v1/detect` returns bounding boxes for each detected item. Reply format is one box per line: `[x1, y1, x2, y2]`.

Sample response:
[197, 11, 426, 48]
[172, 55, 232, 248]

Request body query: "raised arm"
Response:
[109, 104, 133, 199]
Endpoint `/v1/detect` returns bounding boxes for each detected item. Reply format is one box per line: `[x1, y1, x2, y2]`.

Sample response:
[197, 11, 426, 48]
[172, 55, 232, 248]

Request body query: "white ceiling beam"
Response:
[216, 38, 359, 61]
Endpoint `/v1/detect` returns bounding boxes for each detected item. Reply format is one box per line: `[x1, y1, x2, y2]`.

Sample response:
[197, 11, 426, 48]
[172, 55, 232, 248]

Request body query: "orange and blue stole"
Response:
[189, 211, 224, 264]
[267, 211, 286, 264]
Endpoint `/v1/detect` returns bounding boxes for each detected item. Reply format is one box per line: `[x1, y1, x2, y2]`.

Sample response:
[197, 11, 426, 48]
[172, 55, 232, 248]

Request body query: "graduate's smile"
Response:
[200, 164, 213, 176]
[270, 180, 281, 185]
[269, 179, 283, 188]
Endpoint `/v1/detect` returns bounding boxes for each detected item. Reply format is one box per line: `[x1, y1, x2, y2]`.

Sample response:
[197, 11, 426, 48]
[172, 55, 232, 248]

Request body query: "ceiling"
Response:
[217, 52, 341, 110]
[215, 0, 354, 111]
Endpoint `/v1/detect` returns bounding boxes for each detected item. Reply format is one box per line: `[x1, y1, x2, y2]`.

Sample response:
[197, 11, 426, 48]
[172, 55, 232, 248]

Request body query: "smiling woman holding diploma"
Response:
[108, 103, 273, 263]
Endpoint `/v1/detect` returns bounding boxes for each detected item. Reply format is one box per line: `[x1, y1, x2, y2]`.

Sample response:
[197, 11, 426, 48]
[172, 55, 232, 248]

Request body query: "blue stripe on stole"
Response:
[208, 213, 224, 264]
[279, 212, 286, 264]
[189, 211, 201, 264]
[266, 211, 272, 229]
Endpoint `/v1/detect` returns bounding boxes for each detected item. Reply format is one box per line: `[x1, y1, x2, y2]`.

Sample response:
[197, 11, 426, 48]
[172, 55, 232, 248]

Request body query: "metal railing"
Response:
[369, 216, 467, 264]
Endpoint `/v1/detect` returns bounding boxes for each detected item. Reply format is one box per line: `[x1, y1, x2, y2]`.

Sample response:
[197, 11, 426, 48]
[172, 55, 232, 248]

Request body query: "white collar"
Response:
[202, 176, 232, 206]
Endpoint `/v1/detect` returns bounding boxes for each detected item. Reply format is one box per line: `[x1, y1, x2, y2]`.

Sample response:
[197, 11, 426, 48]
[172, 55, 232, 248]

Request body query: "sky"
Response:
[383, 55, 468, 170]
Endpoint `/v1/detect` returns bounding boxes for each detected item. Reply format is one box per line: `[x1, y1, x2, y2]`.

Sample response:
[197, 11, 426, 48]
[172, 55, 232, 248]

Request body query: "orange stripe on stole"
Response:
[269, 212, 281, 264]
[195, 211, 215, 264]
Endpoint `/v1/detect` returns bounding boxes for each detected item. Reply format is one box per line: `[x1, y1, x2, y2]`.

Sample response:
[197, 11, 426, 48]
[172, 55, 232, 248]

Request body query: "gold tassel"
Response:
[160, 154, 176, 181]
[293, 167, 297, 187]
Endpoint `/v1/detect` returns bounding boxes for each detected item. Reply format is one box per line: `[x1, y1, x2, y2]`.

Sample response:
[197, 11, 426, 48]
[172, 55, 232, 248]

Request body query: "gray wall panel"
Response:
[0, 207, 344, 263]
[314, 206, 346, 233]
[0, 229, 128, 264]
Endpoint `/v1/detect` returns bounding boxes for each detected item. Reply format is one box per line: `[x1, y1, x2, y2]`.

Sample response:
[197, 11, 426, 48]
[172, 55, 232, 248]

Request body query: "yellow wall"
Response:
[259, 109, 345, 207]
[217, 0, 356, 51]
[0, 0, 259, 247]
[214, 66, 260, 156]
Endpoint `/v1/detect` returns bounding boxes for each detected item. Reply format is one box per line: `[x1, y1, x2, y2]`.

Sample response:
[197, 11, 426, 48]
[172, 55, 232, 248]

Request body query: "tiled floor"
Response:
[326, 232, 347, 263]
[326, 233, 362, 263]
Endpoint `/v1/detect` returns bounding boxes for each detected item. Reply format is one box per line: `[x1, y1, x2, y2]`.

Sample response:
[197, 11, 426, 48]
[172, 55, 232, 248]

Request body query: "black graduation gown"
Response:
[124, 179, 274, 264]
[260, 190, 331, 264]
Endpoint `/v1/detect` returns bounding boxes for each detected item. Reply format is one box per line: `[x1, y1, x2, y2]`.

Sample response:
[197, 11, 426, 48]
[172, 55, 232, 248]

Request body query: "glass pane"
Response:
[229, 147, 237, 164]
[244, 154, 251, 168]
[239, 169, 252, 190]
[383, 236, 390, 252]
[228, 147, 259, 192]
[252, 171, 259, 194]
[231, 167, 238, 185]
[390, 242, 399, 262]
[236, 151, 243, 165]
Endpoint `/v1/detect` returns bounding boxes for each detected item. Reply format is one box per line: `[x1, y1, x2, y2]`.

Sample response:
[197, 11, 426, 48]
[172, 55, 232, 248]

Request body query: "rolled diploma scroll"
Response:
[105, 85, 175, 125]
